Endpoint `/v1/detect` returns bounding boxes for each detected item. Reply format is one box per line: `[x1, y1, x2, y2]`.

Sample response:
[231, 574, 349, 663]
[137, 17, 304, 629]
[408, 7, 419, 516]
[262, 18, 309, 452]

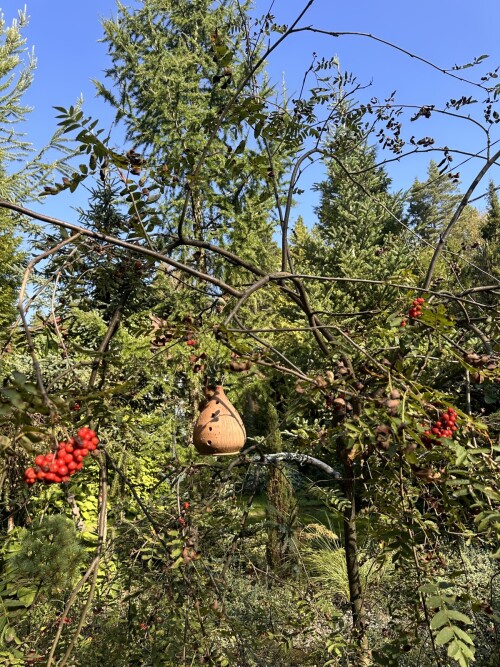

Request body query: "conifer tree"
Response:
[0, 9, 34, 332]
[407, 159, 461, 240]
[97, 0, 281, 271]
[482, 180, 500, 244]
[0, 9, 73, 334]
[477, 180, 500, 281]
[296, 139, 408, 312]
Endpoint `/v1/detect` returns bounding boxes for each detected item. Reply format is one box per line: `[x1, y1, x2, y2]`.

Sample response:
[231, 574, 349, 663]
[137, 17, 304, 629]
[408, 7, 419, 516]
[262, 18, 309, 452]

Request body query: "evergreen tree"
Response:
[407, 159, 461, 240]
[477, 180, 500, 281]
[97, 0, 282, 271]
[0, 9, 35, 332]
[0, 9, 73, 334]
[0, 214, 21, 332]
[295, 139, 409, 312]
[482, 180, 500, 244]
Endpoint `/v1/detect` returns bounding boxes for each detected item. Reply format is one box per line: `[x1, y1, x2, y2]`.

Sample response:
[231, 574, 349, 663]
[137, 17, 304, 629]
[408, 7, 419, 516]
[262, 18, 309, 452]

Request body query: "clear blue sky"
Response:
[8, 0, 500, 222]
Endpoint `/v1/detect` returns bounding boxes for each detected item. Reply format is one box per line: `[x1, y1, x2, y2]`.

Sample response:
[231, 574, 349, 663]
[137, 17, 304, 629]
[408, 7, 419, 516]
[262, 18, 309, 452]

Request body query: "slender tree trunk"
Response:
[265, 404, 296, 573]
[343, 460, 371, 665]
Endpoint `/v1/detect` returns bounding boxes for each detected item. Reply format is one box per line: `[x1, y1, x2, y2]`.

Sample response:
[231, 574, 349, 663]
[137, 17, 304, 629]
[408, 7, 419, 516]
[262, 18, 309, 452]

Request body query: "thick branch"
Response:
[257, 452, 341, 479]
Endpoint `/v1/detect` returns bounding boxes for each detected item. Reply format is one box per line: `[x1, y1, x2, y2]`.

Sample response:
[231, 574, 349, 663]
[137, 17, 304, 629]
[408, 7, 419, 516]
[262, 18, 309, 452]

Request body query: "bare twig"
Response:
[290, 27, 492, 91]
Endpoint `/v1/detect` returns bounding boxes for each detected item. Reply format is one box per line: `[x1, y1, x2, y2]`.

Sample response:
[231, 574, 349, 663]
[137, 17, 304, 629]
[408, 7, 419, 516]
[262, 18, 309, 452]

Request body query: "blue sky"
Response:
[8, 0, 500, 222]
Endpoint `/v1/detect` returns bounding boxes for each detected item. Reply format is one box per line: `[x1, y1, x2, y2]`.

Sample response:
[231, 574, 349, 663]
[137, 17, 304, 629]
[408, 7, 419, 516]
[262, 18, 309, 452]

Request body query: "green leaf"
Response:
[430, 609, 449, 629]
[419, 583, 438, 595]
[427, 595, 445, 609]
[170, 556, 184, 569]
[447, 610, 472, 625]
[11, 372, 27, 386]
[448, 638, 475, 661]
[17, 587, 36, 607]
[453, 626, 474, 645]
[435, 626, 454, 645]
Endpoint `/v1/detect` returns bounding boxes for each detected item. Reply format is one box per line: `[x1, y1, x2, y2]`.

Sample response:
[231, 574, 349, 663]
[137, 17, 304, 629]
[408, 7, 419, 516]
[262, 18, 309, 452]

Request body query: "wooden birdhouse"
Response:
[193, 385, 246, 456]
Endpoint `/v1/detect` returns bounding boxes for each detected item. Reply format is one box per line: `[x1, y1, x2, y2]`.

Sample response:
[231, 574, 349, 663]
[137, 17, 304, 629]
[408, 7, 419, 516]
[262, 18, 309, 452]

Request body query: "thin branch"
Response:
[277, 274, 497, 308]
[88, 300, 126, 389]
[282, 148, 319, 271]
[248, 356, 315, 383]
[233, 314, 308, 378]
[0, 199, 243, 297]
[224, 275, 271, 326]
[291, 27, 491, 91]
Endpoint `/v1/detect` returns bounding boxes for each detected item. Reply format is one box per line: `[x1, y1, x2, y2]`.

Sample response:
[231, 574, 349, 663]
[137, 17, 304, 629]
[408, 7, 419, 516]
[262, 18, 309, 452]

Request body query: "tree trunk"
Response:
[265, 404, 296, 573]
[343, 460, 371, 665]
[266, 462, 296, 572]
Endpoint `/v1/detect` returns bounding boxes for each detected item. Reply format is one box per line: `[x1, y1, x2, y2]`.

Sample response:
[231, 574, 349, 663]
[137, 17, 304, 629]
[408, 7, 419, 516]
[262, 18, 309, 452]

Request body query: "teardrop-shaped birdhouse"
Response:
[193, 386, 246, 456]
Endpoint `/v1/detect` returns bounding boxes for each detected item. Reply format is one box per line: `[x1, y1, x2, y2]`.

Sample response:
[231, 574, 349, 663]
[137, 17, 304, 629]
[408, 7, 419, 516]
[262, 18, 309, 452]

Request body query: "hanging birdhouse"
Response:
[193, 385, 246, 456]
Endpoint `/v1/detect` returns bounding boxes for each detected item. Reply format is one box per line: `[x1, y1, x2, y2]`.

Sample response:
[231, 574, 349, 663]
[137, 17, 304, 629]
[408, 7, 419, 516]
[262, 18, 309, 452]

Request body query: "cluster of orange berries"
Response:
[422, 407, 458, 448]
[401, 297, 425, 327]
[23, 427, 99, 486]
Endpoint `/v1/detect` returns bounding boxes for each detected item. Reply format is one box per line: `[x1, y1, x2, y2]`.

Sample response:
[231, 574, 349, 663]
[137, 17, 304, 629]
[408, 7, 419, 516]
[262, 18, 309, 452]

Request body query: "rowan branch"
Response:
[290, 27, 492, 91]
[0, 199, 243, 297]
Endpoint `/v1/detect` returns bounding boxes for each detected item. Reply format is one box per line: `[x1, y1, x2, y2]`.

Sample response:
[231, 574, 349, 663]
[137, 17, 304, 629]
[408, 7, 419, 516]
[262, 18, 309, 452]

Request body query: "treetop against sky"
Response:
[7, 0, 500, 220]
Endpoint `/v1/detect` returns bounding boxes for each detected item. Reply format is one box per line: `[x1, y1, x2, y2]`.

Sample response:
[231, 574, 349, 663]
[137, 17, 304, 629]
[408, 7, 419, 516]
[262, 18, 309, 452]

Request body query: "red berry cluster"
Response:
[409, 297, 425, 319]
[401, 297, 425, 327]
[422, 407, 458, 448]
[186, 339, 197, 347]
[23, 427, 99, 486]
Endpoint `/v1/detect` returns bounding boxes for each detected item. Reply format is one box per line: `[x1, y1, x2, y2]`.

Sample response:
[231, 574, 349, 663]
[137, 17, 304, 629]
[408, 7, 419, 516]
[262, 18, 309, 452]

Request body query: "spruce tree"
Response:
[482, 180, 500, 244]
[297, 139, 408, 312]
[265, 403, 296, 573]
[479, 180, 500, 280]
[407, 159, 461, 240]
[97, 0, 281, 271]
